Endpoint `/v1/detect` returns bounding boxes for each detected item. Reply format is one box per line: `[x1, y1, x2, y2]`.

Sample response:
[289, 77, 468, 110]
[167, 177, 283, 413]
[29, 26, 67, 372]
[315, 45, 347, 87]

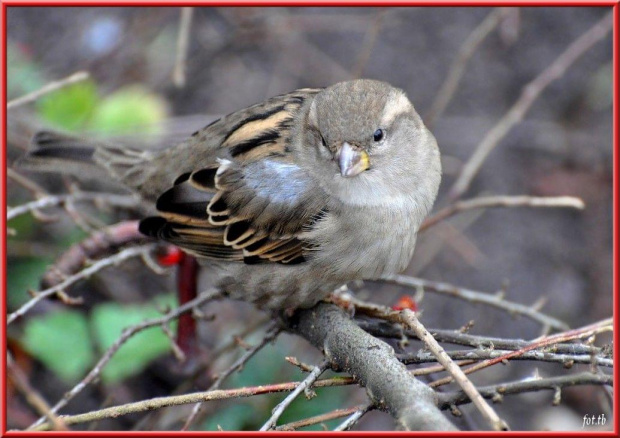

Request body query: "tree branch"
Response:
[291, 303, 457, 431]
[398, 310, 509, 431]
[420, 195, 585, 232]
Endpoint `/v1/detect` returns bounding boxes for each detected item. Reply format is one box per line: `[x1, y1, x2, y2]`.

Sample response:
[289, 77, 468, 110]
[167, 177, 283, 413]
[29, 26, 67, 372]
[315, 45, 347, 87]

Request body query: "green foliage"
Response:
[90, 294, 176, 383]
[7, 257, 52, 310]
[89, 85, 167, 135]
[202, 403, 256, 431]
[200, 338, 347, 431]
[19, 294, 177, 385]
[21, 310, 95, 383]
[37, 80, 99, 131]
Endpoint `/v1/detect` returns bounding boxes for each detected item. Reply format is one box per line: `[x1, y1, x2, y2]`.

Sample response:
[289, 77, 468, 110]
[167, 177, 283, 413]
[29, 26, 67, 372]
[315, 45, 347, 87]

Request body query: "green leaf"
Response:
[7, 257, 52, 310]
[37, 80, 99, 132]
[91, 294, 176, 383]
[89, 85, 167, 135]
[21, 310, 95, 383]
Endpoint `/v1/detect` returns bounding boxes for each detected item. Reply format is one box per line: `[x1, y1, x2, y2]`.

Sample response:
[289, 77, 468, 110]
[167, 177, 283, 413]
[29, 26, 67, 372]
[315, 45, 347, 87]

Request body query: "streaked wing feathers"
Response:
[139, 88, 325, 265]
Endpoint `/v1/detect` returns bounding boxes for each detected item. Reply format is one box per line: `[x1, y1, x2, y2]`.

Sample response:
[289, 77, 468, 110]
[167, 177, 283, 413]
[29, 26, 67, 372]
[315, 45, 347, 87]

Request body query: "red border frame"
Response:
[1, 2, 618, 436]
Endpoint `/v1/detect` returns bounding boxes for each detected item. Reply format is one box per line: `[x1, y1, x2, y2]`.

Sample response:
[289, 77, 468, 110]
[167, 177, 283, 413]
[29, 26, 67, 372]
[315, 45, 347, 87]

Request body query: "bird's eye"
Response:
[373, 128, 385, 142]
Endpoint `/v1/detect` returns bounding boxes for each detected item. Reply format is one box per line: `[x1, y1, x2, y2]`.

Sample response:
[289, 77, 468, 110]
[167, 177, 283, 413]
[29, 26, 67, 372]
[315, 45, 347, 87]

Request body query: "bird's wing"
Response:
[139, 89, 328, 264]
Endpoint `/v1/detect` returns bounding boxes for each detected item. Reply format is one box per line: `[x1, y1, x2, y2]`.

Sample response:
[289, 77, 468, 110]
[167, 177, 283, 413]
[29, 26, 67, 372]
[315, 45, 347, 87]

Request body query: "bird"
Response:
[19, 79, 442, 310]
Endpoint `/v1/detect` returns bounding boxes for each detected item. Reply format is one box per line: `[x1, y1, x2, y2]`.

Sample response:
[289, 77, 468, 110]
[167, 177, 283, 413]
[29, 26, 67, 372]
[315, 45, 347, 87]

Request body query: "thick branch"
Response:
[291, 303, 457, 431]
[398, 310, 508, 431]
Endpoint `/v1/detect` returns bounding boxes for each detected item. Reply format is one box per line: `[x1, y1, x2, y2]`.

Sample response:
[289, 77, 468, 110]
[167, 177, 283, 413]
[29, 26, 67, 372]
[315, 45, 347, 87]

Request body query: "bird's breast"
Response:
[304, 202, 419, 280]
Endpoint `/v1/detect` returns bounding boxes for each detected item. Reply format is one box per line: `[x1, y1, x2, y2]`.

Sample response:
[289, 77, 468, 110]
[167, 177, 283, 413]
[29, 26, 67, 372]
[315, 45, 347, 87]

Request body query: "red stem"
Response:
[176, 252, 199, 357]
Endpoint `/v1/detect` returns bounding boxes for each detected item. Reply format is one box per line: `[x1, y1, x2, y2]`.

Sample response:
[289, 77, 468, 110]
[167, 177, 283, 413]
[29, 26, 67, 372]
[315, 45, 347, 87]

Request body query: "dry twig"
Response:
[7, 354, 68, 431]
[7, 71, 90, 109]
[398, 310, 509, 431]
[7, 192, 138, 221]
[333, 404, 373, 431]
[437, 372, 612, 409]
[8, 244, 156, 325]
[28, 290, 221, 430]
[181, 324, 282, 430]
[420, 195, 585, 232]
[173, 7, 193, 88]
[448, 12, 613, 199]
[275, 404, 368, 431]
[382, 274, 569, 331]
[260, 360, 329, 431]
[426, 8, 509, 126]
[429, 318, 613, 387]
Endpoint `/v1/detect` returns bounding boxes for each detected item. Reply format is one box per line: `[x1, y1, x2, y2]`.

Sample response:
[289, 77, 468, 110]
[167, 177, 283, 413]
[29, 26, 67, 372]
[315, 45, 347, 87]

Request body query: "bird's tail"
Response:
[16, 131, 112, 180]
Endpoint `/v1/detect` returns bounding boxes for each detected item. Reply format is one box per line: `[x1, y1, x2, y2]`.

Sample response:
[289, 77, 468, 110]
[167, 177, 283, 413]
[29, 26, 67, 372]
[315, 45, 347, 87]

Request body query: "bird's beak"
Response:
[337, 142, 369, 177]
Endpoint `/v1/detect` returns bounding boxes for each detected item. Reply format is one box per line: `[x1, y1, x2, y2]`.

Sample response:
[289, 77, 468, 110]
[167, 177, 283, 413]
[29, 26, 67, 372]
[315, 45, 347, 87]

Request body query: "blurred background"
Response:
[6, 6, 613, 431]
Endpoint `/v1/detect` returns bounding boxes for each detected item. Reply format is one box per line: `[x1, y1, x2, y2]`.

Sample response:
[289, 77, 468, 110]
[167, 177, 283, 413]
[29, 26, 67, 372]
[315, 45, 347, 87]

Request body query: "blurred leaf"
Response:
[21, 310, 95, 383]
[7, 41, 46, 99]
[89, 85, 167, 136]
[91, 294, 176, 383]
[6, 209, 37, 238]
[7, 257, 52, 310]
[37, 80, 99, 132]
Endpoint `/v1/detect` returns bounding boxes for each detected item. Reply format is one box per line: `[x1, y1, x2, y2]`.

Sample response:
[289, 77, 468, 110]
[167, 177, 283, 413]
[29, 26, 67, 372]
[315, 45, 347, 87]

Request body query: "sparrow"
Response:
[19, 79, 442, 310]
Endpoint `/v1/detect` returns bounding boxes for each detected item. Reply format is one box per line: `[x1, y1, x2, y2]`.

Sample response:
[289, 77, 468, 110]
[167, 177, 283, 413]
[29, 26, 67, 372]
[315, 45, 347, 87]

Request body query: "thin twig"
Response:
[7, 168, 49, 197]
[275, 404, 367, 431]
[429, 318, 613, 387]
[7, 71, 90, 109]
[398, 348, 613, 368]
[31, 374, 355, 431]
[260, 360, 329, 431]
[437, 372, 612, 409]
[398, 310, 509, 431]
[7, 192, 138, 221]
[358, 320, 606, 357]
[181, 324, 282, 430]
[351, 10, 388, 78]
[426, 8, 509, 126]
[448, 11, 613, 200]
[420, 195, 585, 232]
[28, 290, 221, 430]
[382, 275, 570, 331]
[333, 404, 373, 431]
[8, 244, 156, 325]
[7, 354, 68, 431]
[173, 7, 193, 88]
